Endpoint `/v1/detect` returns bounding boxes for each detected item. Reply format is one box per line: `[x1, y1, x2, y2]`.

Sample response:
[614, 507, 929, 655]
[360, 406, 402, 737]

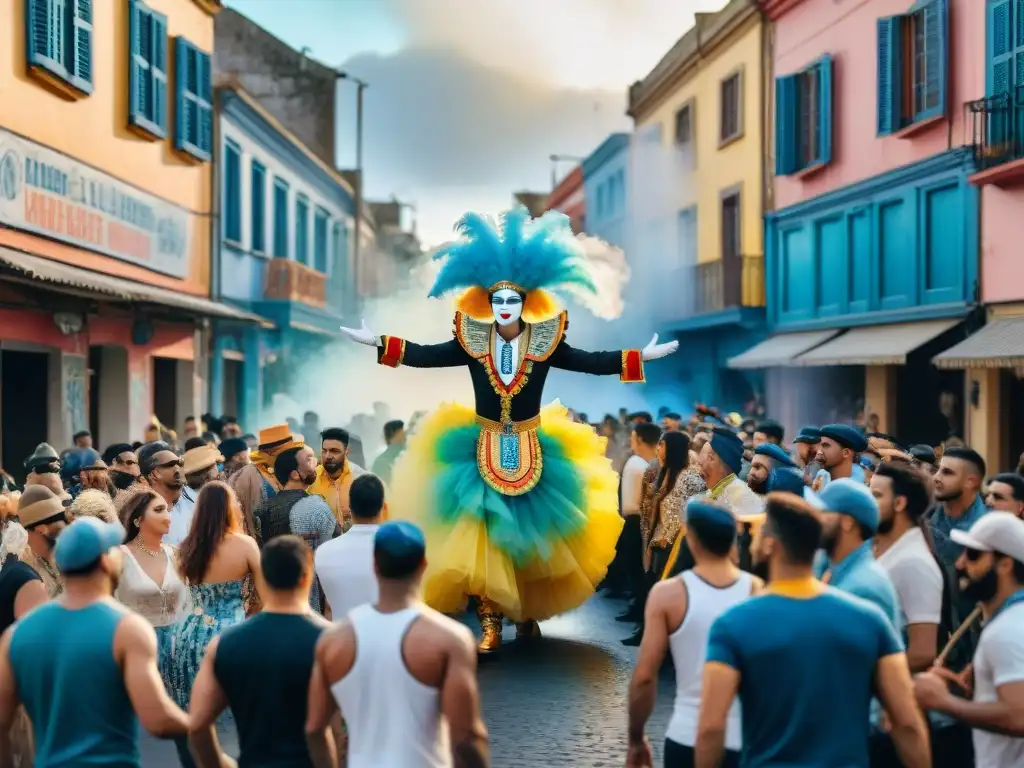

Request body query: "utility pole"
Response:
[339, 72, 367, 317]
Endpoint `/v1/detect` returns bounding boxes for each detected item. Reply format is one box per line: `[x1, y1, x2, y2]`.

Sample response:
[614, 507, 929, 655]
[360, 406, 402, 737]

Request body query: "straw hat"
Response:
[182, 445, 224, 476]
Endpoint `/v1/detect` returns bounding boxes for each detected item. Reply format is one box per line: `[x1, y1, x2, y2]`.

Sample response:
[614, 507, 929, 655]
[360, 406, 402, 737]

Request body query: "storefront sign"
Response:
[0, 128, 190, 279]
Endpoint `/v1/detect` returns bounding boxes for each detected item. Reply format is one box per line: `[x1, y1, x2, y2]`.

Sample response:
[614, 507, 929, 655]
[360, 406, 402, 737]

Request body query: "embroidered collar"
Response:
[707, 474, 736, 500]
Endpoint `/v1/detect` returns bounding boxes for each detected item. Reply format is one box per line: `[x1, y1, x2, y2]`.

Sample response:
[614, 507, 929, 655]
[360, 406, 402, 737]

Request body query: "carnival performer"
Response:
[340, 208, 679, 653]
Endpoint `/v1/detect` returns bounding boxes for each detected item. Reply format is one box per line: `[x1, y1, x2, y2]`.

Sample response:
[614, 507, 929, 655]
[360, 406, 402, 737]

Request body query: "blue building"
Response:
[582, 133, 630, 247]
[209, 85, 355, 428]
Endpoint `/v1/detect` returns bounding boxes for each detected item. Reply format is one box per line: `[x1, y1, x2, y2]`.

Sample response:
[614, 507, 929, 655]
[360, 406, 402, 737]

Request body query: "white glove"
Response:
[339, 319, 378, 347]
[641, 333, 679, 362]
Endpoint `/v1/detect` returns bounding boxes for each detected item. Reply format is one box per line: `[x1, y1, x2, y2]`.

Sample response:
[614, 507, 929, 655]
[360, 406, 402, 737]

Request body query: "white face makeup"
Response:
[491, 288, 523, 327]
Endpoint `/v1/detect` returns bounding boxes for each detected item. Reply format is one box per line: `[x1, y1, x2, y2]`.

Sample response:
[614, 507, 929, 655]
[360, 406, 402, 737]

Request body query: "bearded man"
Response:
[308, 428, 366, 531]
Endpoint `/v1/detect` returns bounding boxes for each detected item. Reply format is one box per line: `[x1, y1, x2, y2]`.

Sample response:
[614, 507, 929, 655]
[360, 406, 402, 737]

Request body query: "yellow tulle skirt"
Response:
[387, 400, 623, 622]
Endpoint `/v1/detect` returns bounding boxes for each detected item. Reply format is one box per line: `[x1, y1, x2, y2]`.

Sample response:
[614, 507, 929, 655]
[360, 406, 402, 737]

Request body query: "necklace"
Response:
[135, 538, 161, 557]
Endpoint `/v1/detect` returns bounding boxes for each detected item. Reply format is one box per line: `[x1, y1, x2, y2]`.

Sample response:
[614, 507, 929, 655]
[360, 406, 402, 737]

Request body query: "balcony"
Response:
[264, 259, 327, 308]
[968, 93, 1024, 187]
[654, 254, 764, 326]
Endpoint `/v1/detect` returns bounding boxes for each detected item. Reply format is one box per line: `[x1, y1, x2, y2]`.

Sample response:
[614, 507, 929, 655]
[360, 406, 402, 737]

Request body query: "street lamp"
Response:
[549, 154, 584, 189]
[337, 71, 368, 314]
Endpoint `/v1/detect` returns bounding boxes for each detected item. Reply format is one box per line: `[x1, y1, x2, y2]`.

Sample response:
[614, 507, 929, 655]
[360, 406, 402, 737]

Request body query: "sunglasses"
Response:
[490, 296, 522, 306]
[156, 459, 184, 470]
[964, 547, 1007, 562]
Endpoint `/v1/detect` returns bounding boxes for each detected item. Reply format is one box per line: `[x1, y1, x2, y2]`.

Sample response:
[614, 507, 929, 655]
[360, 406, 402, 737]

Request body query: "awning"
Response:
[793, 318, 961, 367]
[726, 329, 841, 369]
[933, 316, 1024, 369]
[0, 246, 269, 324]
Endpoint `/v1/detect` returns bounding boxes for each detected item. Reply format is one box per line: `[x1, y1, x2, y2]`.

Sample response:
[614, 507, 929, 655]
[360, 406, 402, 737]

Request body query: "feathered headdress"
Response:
[428, 208, 596, 322]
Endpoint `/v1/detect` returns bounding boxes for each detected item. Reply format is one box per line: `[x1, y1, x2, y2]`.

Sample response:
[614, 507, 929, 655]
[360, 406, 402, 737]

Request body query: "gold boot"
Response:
[476, 598, 503, 655]
[515, 620, 541, 642]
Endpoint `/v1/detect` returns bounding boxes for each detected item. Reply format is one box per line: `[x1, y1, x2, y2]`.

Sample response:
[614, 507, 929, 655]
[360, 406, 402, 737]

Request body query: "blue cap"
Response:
[374, 521, 426, 560]
[818, 478, 880, 533]
[687, 499, 736, 535]
[710, 427, 745, 474]
[767, 467, 806, 495]
[54, 517, 126, 573]
[754, 443, 797, 468]
[793, 427, 821, 444]
[819, 424, 868, 454]
[858, 455, 874, 470]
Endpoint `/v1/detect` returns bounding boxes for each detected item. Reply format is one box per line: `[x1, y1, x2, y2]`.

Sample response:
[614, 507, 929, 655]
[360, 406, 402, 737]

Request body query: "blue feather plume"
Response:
[428, 207, 597, 298]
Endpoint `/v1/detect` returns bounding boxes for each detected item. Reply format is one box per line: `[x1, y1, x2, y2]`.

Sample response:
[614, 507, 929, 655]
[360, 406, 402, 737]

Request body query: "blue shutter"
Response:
[877, 16, 904, 135]
[775, 75, 798, 175]
[816, 55, 833, 166]
[150, 13, 167, 135]
[929, 0, 949, 119]
[26, 0, 52, 67]
[128, 1, 143, 122]
[174, 37, 190, 152]
[71, 0, 93, 90]
[988, 0, 1014, 96]
[197, 50, 213, 158]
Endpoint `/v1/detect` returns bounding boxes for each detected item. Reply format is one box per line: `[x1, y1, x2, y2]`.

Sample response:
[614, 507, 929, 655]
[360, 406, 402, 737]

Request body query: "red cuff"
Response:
[378, 335, 406, 368]
[620, 349, 645, 383]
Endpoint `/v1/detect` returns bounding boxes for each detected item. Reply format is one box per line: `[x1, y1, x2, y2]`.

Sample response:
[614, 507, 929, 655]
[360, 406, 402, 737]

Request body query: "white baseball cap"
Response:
[950, 512, 1024, 564]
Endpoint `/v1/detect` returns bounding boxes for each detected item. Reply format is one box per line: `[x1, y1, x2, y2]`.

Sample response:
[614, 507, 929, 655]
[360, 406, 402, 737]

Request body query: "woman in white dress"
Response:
[114, 487, 187, 690]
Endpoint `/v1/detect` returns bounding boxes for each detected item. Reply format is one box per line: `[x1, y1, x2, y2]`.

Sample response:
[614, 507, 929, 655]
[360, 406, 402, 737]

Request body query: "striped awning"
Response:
[933, 317, 1024, 369]
[0, 246, 269, 324]
[726, 329, 840, 369]
[792, 319, 961, 367]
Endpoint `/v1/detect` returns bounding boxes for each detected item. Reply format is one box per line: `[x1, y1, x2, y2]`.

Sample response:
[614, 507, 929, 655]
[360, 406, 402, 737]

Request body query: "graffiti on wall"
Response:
[63, 355, 87, 437]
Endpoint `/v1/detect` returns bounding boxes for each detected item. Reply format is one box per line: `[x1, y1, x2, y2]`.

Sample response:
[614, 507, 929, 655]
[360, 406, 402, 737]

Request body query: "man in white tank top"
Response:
[626, 500, 761, 768]
[305, 521, 490, 768]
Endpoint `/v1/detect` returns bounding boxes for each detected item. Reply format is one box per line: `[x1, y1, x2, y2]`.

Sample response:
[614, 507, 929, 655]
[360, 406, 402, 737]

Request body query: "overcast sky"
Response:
[225, 0, 726, 245]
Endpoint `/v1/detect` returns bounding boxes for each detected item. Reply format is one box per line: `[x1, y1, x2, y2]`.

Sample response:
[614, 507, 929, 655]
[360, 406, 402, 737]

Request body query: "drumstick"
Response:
[935, 605, 982, 668]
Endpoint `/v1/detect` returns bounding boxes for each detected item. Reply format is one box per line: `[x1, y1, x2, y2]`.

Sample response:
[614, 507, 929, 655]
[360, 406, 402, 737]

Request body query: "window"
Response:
[677, 207, 698, 268]
[250, 161, 266, 254]
[674, 103, 693, 145]
[26, 0, 93, 97]
[721, 192, 741, 260]
[596, 186, 606, 219]
[295, 195, 309, 265]
[332, 221, 348, 277]
[174, 37, 213, 161]
[775, 55, 833, 176]
[313, 208, 329, 273]
[273, 178, 289, 258]
[877, 0, 948, 135]
[720, 71, 743, 144]
[223, 141, 241, 244]
[987, 0, 1022, 98]
[125, 0, 167, 138]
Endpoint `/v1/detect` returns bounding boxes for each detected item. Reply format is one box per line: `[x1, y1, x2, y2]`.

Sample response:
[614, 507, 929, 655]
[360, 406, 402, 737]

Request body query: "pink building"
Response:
[733, 0, 1023, 465]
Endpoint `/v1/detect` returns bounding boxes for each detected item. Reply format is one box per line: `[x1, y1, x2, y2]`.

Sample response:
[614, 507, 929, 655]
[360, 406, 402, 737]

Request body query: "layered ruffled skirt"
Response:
[388, 401, 623, 622]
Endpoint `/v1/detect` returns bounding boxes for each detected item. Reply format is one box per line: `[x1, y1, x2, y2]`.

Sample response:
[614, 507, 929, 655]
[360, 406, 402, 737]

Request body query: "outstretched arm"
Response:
[548, 333, 678, 381]
[340, 319, 468, 369]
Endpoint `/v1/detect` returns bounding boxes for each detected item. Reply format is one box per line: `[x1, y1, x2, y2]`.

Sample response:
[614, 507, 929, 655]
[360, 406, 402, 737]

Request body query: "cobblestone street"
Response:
[141, 593, 675, 767]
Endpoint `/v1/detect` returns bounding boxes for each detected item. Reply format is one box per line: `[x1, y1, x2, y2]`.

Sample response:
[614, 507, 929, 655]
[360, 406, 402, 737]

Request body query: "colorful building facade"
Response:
[628, 0, 768, 410]
[932, 0, 1024, 466]
[0, 0, 255, 474]
[582, 133, 629, 248]
[545, 166, 585, 232]
[732, 0, 982, 448]
[210, 85, 355, 428]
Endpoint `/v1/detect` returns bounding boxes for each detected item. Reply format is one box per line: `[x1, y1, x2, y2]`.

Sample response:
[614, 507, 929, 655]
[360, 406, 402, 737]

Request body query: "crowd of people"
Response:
[1, 400, 1023, 766]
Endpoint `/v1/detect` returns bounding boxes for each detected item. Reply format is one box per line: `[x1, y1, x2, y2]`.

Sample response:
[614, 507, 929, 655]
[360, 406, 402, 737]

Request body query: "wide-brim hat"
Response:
[258, 424, 294, 449]
[182, 445, 224, 476]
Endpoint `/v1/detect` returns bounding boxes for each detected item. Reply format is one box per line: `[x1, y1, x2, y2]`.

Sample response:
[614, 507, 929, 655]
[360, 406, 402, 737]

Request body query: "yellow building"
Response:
[626, 0, 768, 409]
[0, 0, 255, 469]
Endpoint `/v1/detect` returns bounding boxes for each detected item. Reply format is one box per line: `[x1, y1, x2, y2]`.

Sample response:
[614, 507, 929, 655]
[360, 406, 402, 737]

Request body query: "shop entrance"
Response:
[89, 346, 130, 447]
[1, 349, 50, 484]
[153, 357, 178, 435]
[1005, 371, 1024, 472]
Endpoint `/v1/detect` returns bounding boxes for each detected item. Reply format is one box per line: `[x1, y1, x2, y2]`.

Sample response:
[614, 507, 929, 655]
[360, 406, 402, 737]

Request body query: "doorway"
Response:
[153, 357, 178, 433]
[1, 350, 50, 484]
[223, 358, 242, 418]
[1006, 371, 1024, 472]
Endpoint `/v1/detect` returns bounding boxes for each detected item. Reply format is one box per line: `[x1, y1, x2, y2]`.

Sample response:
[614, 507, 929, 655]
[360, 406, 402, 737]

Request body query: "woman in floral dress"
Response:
[168, 481, 265, 766]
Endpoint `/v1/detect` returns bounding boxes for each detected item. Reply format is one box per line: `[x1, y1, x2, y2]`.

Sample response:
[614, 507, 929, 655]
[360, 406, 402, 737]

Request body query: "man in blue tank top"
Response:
[0, 517, 197, 767]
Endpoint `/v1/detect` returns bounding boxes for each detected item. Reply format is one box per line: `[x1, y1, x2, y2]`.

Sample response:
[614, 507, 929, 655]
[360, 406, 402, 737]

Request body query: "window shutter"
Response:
[150, 14, 167, 135]
[26, 0, 50, 66]
[987, 0, 1014, 96]
[71, 0, 93, 89]
[128, 2, 145, 125]
[198, 51, 213, 157]
[877, 17, 903, 135]
[927, 0, 949, 118]
[174, 37, 190, 152]
[816, 55, 833, 166]
[774, 75, 798, 175]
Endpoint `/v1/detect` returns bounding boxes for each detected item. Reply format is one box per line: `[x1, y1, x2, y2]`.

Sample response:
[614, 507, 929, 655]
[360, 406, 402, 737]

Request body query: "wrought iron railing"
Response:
[264, 259, 327, 308]
[968, 92, 1024, 172]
